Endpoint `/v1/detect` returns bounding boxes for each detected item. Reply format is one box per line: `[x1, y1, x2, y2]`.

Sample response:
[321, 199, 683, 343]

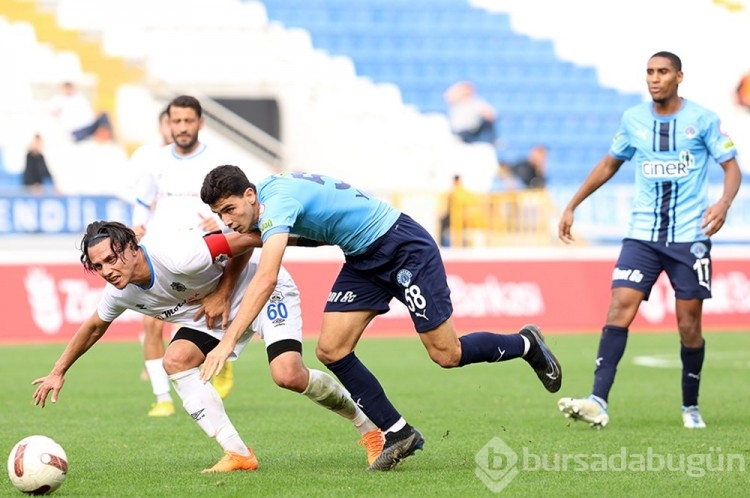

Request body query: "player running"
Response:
[199, 165, 563, 471]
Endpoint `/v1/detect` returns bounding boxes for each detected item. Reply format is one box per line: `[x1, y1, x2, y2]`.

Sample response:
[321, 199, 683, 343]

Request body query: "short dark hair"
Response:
[201, 165, 256, 205]
[650, 51, 682, 71]
[167, 95, 202, 118]
[79, 221, 138, 273]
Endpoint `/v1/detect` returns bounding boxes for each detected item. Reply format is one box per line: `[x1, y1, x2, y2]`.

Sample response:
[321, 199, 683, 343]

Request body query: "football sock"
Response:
[591, 325, 629, 401]
[458, 332, 525, 366]
[302, 369, 377, 436]
[325, 352, 401, 430]
[145, 358, 172, 402]
[170, 368, 249, 456]
[384, 418, 406, 435]
[681, 339, 705, 407]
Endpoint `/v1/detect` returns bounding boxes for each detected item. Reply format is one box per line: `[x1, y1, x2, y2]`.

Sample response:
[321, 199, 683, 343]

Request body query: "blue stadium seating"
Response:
[256, 1, 737, 185]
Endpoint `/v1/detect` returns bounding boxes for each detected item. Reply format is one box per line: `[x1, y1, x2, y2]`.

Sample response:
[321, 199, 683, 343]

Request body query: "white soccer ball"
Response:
[7, 435, 68, 495]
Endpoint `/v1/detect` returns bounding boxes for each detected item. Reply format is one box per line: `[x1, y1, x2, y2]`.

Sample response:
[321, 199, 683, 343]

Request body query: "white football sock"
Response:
[302, 369, 377, 436]
[521, 335, 531, 357]
[384, 417, 406, 435]
[145, 359, 172, 402]
[170, 368, 249, 456]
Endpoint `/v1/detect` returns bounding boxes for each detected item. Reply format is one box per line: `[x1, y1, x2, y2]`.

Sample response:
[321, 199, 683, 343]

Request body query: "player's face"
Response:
[86, 241, 140, 289]
[168, 106, 202, 154]
[646, 56, 682, 103]
[210, 190, 258, 234]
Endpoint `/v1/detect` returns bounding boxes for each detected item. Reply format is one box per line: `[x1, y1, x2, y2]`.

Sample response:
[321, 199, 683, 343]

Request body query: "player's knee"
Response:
[427, 348, 461, 369]
[315, 343, 344, 365]
[162, 349, 194, 375]
[271, 368, 308, 393]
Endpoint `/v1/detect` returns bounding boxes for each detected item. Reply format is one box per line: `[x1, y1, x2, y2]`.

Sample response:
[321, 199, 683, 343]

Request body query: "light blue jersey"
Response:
[256, 173, 401, 256]
[610, 99, 736, 243]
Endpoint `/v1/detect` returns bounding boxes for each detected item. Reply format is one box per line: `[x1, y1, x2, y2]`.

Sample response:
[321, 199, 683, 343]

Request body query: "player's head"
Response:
[647, 51, 683, 104]
[80, 221, 141, 289]
[166, 95, 203, 153]
[201, 165, 258, 234]
[158, 108, 172, 146]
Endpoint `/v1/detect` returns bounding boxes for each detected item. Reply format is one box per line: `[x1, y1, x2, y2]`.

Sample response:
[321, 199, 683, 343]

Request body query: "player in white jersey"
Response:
[130, 96, 240, 414]
[557, 52, 742, 429]
[31, 221, 384, 472]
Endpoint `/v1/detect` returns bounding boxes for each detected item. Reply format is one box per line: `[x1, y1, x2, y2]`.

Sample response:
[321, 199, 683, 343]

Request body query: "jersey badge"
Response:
[396, 269, 413, 287]
[690, 242, 708, 258]
[170, 282, 187, 292]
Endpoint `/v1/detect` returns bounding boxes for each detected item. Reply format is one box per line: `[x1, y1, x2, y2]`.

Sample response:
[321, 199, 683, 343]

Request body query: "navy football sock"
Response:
[324, 352, 401, 430]
[591, 325, 629, 402]
[681, 340, 705, 407]
[458, 332, 525, 367]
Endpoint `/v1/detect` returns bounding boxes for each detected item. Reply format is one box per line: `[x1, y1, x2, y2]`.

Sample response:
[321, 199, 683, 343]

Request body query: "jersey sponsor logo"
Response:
[396, 269, 413, 287]
[170, 282, 187, 292]
[327, 290, 357, 303]
[156, 300, 186, 320]
[722, 138, 735, 151]
[612, 267, 644, 283]
[259, 218, 273, 232]
[690, 242, 708, 258]
[641, 150, 693, 178]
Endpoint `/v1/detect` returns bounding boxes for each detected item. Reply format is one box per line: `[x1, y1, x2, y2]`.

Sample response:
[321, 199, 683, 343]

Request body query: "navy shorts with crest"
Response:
[612, 238, 712, 300]
[324, 213, 453, 333]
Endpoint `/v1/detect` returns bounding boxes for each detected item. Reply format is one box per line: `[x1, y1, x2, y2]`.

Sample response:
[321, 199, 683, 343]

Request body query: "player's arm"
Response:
[31, 311, 112, 408]
[559, 154, 624, 244]
[199, 232, 289, 382]
[193, 231, 261, 329]
[702, 157, 742, 236]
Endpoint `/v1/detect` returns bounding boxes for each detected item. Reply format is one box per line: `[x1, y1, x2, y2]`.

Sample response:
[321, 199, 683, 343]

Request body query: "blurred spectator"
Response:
[444, 81, 497, 145]
[490, 161, 521, 192]
[22, 134, 55, 194]
[512, 144, 548, 189]
[735, 72, 750, 111]
[49, 81, 113, 142]
[440, 175, 470, 247]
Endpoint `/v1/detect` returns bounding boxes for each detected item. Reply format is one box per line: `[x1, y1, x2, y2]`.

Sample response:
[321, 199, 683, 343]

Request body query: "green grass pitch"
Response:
[1, 331, 748, 497]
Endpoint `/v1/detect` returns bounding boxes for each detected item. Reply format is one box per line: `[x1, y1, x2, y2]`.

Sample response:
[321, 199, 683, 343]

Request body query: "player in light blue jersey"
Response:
[557, 51, 742, 429]
[200, 166, 563, 471]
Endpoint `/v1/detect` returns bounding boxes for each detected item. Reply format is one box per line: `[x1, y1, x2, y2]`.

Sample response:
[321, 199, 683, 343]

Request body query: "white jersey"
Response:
[96, 231, 302, 358]
[131, 142, 235, 233]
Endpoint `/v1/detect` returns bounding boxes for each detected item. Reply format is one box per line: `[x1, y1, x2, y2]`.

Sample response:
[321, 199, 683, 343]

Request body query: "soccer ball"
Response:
[7, 435, 68, 495]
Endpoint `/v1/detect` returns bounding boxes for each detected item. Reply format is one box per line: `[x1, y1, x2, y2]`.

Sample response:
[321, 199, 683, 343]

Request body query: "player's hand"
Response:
[558, 209, 576, 244]
[198, 213, 220, 233]
[200, 342, 233, 382]
[191, 291, 230, 330]
[31, 374, 65, 408]
[701, 200, 730, 237]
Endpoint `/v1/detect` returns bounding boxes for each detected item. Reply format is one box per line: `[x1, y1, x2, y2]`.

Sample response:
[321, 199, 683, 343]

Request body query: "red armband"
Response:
[203, 233, 233, 263]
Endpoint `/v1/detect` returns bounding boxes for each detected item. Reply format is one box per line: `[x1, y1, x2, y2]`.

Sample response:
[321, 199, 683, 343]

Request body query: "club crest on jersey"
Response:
[213, 253, 229, 264]
[396, 269, 413, 287]
[269, 291, 282, 303]
[170, 282, 187, 292]
[684, 126, 696, 138]
[690, 242, 708, 258]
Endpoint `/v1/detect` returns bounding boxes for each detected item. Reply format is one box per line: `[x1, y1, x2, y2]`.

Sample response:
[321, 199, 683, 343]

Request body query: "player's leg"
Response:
[142, 315, 173, 416]
[558, 239, 658, 427]
[381, 214, 562, 392]
[317, 310, 415, 472]
[667, 240, 712, 428]
[164, 328, 257, 472]
[258, 287, 384, 466]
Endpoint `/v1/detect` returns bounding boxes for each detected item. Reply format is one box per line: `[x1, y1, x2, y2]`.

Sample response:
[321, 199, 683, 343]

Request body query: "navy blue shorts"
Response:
[324, 213, 453, 333]
[612, 238, 712, 300]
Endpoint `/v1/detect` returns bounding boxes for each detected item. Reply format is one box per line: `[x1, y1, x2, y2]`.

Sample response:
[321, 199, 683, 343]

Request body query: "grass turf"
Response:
[1, 331, 748, 497]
